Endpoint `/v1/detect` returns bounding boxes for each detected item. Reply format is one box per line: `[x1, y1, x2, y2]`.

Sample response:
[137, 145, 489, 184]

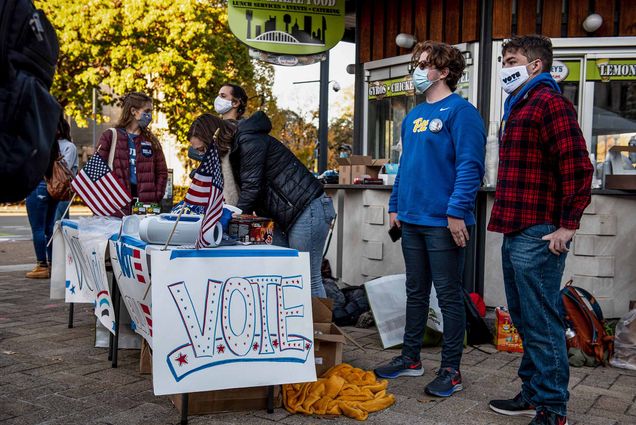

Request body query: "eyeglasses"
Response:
[408, 60, 433, 73]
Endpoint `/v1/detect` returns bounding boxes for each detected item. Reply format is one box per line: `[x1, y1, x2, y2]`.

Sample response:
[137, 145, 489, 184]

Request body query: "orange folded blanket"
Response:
[283, 363, 395, 420]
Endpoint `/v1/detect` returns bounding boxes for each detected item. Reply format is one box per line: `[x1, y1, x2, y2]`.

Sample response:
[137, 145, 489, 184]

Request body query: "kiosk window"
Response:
[368, 94, 424, 163]
[592, 81, 636, 163]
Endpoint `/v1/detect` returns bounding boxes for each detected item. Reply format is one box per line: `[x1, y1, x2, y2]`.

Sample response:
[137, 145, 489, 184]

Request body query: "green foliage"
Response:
[276, 110, 318, 171]
[328, 110, 353, 170]
[37, 0, 272, 146]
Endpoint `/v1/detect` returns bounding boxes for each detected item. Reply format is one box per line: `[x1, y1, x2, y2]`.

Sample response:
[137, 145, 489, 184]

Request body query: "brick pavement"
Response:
[1, 241, 635, 424]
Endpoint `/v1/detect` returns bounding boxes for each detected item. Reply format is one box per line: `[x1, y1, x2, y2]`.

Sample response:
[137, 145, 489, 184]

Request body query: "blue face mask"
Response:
[138, 112, 152, 129]
[187, 146, 205, 162]
[412, 67, 437, 94]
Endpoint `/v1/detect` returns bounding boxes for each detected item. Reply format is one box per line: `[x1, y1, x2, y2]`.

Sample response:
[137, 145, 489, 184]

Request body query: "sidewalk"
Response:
[1, 240, 635, 424]
[0, 205, 92, 217]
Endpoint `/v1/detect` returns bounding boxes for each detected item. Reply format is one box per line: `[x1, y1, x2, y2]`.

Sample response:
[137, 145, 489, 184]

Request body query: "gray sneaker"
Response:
[374, 355, 423, 379]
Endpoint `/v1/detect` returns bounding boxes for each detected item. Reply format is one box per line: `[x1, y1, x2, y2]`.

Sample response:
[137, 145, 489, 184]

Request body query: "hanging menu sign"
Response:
[368, 77, 415, 100]
[586, 59, 636, 81]
[228, 0, 345, 56]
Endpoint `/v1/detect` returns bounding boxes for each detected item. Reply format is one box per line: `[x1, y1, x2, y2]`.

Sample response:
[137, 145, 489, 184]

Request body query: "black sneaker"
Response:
[424, 367, 463, 397]
[374, 355, 423, 379]
[529, 410, 568, 425]
[489, 393, 535, 417]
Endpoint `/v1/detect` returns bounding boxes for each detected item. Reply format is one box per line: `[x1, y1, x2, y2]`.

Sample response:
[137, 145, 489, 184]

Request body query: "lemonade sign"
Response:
[228, 0, 345, 55]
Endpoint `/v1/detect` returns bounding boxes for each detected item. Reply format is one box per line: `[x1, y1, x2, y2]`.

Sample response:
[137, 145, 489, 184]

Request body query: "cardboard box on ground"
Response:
[144, 297, 346, 415]
[337, 155, 388, 185]
[312, 297, 347, 377]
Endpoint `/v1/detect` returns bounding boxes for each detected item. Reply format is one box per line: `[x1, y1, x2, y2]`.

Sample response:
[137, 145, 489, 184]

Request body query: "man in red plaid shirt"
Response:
[487, 35, 593, 425]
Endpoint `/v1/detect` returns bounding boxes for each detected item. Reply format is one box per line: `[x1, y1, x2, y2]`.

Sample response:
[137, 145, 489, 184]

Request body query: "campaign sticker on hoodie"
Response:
[429, 118, 443, 133]
[141, 141, 153, 157]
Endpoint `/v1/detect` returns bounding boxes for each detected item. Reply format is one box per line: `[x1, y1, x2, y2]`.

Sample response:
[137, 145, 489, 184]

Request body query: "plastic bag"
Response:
[610, 309, 636, 370]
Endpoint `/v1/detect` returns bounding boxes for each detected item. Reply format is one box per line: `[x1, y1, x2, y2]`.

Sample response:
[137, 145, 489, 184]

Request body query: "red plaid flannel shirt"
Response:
[488, 84, 593, 234]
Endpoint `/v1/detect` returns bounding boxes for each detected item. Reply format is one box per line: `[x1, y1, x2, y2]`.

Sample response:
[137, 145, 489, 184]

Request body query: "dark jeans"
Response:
[401, 222, 466, 370]
[25, 181, 59, 264]
[502, 224, 569, 416]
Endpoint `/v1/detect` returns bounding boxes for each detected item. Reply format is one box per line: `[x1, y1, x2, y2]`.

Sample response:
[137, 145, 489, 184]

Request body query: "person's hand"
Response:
[447, 216, 469, 247]
[389, 212, 401, 228]
[542, 227, 575, 255]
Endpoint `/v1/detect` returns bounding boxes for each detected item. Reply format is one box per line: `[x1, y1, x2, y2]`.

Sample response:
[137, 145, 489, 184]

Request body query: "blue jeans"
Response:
[55, 200, 71, 222]
[25, 181, 59, 264]
[275, 194, 336, 298]
[502, 224, 569, 417]
[401, 223, 466, 370]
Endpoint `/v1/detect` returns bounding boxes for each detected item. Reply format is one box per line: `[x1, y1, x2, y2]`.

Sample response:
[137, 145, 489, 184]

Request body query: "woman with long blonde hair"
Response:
[95, 92, 168, 215]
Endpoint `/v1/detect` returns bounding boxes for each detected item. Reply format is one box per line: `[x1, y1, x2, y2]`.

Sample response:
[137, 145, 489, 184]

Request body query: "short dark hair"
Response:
[502, 35, 553, 72]
[411, 41, 465, 92]
[222, 83, 248, 119]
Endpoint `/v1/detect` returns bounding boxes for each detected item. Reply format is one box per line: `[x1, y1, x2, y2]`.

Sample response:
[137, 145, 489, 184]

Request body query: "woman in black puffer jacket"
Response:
[226, 111, 336, 297]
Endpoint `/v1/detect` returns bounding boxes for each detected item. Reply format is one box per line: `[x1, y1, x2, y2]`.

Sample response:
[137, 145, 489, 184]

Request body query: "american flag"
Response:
[71, 154, 132, 216]
[186, 146, 224, 249]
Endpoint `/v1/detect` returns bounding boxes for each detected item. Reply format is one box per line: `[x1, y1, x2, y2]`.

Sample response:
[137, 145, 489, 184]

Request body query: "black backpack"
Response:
[0, 0, 61, 202]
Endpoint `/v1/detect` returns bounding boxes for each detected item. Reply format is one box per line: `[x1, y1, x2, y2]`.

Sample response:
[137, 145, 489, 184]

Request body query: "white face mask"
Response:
[412, 67, 437, 94]
[214, 96, 233, 115]
[500, 61, 538, 94]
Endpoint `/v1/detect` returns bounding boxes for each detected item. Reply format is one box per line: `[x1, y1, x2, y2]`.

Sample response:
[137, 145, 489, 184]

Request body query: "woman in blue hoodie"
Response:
[374, 41, 486, 398]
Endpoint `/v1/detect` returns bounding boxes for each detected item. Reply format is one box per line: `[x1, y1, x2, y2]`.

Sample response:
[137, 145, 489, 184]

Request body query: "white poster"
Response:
[151, 246, 315, 395]
[77, 217, 120, 334]
[109, 236, 153, 346]
[61, 220, 94, 303]
[50, 221, 66, 300]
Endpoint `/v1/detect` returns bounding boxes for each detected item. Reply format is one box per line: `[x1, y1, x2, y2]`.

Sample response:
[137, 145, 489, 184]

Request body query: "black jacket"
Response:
[230, 111, 324, 232]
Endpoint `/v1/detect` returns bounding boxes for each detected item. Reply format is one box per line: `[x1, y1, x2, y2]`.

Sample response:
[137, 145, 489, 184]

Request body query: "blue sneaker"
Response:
[424, 367, 463, 397]
[374, 355, 424, 379]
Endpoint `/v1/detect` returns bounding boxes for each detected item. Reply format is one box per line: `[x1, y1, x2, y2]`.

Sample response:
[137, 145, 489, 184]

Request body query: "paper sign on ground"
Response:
[151, 247, 315, 395]
[365, 274, 443, 349]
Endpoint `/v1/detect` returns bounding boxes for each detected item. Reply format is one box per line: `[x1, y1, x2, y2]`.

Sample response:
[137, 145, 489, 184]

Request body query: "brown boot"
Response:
[26, 263, 50, 279]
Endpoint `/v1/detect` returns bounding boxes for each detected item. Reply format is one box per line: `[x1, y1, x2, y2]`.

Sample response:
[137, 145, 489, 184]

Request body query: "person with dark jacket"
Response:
[229, 111, 336, 297]
[95, 92, 168, 216]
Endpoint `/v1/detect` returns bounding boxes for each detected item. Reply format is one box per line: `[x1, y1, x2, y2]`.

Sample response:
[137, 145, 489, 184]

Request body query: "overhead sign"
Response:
[368, 77, 415, 100]
[587, 59, 636, 81]
[551, 60, 569, 82]
[248, 48, 327, 66]
[228, 0, 345, 55]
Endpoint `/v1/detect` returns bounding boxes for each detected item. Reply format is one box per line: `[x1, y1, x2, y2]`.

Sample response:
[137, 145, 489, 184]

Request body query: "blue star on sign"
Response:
[70, 286, 76, 294]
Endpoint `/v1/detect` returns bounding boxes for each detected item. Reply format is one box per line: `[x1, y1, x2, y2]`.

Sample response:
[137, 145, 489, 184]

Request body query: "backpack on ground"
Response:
[0, 0, 61, 202]
[561, 280, 614, 366]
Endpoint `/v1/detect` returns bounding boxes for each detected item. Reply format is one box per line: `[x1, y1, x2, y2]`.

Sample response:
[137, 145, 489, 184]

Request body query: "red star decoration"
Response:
[253, 342, 259, 351]
[305, 342, 311, 350]
[272, 339, 279, 348]
[216, 344, 225, 354]
[175, 353, 188, 366]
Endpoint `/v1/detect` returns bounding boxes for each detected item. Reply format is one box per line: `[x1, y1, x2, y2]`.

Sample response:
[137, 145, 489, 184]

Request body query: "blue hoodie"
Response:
[388, 93, 485, 226]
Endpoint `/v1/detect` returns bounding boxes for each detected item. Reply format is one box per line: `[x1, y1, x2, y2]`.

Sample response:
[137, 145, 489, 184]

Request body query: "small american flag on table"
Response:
[71, 154, 132, 216]
[185, 145, 224, 248]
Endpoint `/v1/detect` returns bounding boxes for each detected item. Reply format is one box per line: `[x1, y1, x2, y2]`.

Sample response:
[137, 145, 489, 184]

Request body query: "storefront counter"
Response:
[324, 185, 636, 318]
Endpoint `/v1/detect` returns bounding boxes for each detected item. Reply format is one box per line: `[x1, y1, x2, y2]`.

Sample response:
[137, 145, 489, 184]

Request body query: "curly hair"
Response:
[411, 41, 465, 92]
[502, 35, 553, 72]
[187, 113, 237, 157]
